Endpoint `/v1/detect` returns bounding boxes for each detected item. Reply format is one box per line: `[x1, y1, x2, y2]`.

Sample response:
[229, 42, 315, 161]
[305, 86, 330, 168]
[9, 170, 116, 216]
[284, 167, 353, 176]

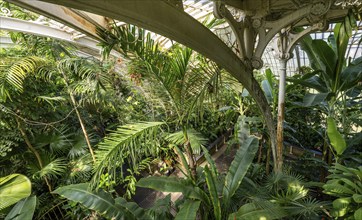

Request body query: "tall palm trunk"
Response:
[16, 118, 52, 192]
[61, 71, 96, 163]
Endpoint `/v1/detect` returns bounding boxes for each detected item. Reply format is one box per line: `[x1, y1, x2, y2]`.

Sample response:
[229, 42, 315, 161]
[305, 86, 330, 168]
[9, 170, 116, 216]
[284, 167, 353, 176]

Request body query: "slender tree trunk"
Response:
[257, 138, 263, 164]
[276, 59, 287, 172]
[249, 76, 277, 172]
[68, 91, 96, 163]
[61, 72, 96, 163]
[16, 118, 52, 192]
[266, 142, 271, 175]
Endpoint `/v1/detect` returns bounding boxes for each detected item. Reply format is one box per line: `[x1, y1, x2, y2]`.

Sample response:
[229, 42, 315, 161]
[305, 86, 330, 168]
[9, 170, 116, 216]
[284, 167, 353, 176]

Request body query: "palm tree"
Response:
[94, 23, 236, 184]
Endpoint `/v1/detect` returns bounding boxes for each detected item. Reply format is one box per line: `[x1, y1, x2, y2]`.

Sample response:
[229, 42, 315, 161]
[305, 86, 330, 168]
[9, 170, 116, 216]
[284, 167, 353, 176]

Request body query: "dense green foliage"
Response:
[1, 2, 361, 219]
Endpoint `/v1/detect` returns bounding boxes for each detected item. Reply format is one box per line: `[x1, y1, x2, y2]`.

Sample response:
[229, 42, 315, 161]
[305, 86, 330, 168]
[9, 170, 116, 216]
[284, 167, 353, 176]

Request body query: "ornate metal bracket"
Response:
[213, 0, 332, 69]
[272, 21, 328, 61]
[0, 5, 12, 17]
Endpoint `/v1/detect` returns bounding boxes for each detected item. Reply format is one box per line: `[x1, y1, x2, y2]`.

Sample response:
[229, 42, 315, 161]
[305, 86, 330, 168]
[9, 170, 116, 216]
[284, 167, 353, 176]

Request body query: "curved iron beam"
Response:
[0, 16, 121, 57]
[6, 0, 108, 40]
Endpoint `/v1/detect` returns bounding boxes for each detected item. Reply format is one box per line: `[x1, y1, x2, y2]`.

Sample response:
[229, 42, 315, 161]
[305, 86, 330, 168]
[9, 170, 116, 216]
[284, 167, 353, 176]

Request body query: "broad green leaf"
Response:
[302, 93, 329, 107]
[323, 182, 355, 196]
[222, 136, 259, 204]
[0, 174, 31, 211]
[332, 197, 351, 217]
[5, 195, 36, 220]
[327, 117, 346, 155]
[261, 80, 273, 104]
[53, 183, 136, 219]
[299, 36, 323, 71]
[355, 207, 362, 220]
[137, 176, 209, 204]
[340, 58, 362, 91]
[204, 166, 221, 220]
[332, 197, 352, 210]
[201, 145, 217, 177]
[333, 12, 356, 93]
[175, 199, 200, 220]
[300, 75, 328, 92]
[311, 39, 337, 78]
[228, 202, 286, 220]
[137, 176, 188, 193]
[115, 197, 149, 219]
[353, 194, 362, 203]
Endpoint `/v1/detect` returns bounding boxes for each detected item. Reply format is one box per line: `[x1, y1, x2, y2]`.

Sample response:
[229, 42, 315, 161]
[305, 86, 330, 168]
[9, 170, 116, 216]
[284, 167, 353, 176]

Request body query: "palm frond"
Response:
[98, 23, 162, 61]
[91, 121, 165, 189]
[284, 198, 327, 219]
[67, 155, 93, 184]
[28, 156, 67, 181]
[68, 133, 90, 159]
[166, 129, 207, 155]
[0, 56, 48, 100]
[35, 128, 72, 156]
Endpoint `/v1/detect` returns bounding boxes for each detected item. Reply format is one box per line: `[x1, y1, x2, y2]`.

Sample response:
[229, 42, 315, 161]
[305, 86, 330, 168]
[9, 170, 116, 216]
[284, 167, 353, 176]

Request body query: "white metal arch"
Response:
[6, 0, 108, 40]
[0, 16, 121, 57]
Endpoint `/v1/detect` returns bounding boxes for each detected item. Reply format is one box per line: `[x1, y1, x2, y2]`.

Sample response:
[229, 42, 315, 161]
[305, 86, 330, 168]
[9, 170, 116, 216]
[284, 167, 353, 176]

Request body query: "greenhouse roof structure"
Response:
[2, 0, 361, 76]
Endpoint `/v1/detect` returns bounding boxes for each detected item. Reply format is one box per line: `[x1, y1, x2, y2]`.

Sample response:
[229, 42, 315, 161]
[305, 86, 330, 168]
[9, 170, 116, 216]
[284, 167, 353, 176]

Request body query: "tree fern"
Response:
[91, 122, 165, 189]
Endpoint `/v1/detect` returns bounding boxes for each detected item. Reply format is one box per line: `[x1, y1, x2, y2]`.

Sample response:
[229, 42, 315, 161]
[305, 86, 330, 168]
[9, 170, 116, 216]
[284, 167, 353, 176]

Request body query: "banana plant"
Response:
[53, 182, 175, 220]
[5, 195, 36, 220]
[293, 11, 361, 159]
[0, 174, 36, 220]
[0, 174, 31, 211]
